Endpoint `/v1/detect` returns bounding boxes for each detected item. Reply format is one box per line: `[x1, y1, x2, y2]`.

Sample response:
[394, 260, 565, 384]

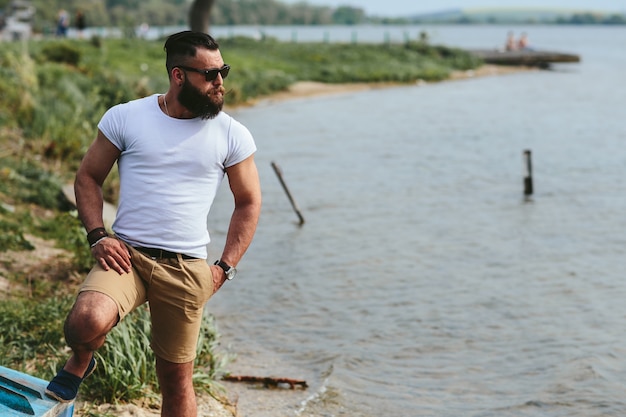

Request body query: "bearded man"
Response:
[46, 31, 261, 417]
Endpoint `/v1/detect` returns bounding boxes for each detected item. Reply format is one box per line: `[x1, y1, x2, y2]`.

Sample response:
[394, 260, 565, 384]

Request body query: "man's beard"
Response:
[177, 78, 224, 120]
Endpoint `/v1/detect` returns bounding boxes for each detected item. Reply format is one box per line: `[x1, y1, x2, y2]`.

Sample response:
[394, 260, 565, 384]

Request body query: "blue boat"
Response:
[0, 366, 73, 417]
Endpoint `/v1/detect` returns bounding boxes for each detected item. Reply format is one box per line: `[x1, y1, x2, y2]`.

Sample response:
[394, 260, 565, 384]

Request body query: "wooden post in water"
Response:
[271, 161, 305, 226]
[523, 149, 533, 196]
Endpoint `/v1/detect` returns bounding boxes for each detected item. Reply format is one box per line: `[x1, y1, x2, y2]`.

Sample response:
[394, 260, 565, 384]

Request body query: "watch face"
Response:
[226, 268, 237, 280]
[215, 260, 236, 280]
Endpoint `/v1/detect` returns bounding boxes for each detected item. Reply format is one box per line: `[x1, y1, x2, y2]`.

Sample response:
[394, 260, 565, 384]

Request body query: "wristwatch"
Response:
[214, 260, 237, 280]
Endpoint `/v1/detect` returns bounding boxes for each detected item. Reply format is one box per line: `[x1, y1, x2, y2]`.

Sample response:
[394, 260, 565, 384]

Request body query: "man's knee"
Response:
[64, 291, 119, 346]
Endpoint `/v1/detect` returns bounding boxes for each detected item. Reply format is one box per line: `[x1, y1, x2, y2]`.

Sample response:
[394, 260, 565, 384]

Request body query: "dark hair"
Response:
[164, 31, 220, 75]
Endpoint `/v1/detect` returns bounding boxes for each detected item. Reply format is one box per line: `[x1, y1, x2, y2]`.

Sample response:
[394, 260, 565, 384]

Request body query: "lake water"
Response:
[205, 25, 626, 417]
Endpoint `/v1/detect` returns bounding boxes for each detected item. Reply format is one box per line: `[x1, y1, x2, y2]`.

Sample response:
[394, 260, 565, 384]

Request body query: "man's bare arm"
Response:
[75, 130, 119, 230]
[75, 129, 131, 274]
[212, 154, 262, 291]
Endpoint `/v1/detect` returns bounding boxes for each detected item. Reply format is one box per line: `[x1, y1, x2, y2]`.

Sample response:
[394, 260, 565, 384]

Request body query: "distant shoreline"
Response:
[228, 64, 536, 109]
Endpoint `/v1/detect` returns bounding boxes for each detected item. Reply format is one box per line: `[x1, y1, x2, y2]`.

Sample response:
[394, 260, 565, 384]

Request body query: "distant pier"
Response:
[469, 49, 581, 68]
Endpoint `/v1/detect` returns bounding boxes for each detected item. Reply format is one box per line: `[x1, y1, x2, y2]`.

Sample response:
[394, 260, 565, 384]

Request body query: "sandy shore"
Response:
[73, 63, 535, 417]
[75, 394, 236, 417]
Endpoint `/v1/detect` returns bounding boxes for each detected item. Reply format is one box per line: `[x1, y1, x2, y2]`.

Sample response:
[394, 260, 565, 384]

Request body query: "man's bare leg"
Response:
[46, 291, 119, 402]
[62, 291, 119, 375]
[156, 357, 197, 417]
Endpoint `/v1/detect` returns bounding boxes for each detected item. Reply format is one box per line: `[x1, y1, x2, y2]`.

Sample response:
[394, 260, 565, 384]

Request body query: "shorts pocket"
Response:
[183, 260, 214, 310]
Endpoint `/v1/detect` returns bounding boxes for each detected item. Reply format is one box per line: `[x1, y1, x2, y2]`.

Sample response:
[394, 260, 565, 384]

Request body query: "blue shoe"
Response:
[45, 356, 97, 403]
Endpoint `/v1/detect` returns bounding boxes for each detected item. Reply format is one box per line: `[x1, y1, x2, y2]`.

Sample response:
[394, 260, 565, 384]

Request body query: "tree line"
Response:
[555, 13, 626, 25]
[1, 0, 371, 34]
[1, 0, 623, 35]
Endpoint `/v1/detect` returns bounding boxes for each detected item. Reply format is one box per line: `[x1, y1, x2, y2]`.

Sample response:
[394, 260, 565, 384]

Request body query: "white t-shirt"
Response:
[98, 94, 256, 259]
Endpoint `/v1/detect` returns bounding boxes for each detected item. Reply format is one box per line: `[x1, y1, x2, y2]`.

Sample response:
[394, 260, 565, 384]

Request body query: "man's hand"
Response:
[91, 237, 132, 274]
[210, 264, 227, 294]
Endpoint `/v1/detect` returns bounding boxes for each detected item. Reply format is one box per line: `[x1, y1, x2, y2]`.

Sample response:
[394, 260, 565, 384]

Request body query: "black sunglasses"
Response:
[177, 64, 230, 81]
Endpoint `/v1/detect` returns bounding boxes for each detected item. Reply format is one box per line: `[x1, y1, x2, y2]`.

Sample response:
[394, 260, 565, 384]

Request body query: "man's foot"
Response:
[45, 356, 97, 403]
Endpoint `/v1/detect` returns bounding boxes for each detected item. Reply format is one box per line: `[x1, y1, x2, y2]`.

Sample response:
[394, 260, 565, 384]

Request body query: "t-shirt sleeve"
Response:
[97, 103, 126, 151]
[225, 117, 257, 168]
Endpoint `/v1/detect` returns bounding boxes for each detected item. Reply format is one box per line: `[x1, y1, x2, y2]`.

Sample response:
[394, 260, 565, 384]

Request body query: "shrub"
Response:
[37, 212, 93, 273]
[0, 218, 35, 251]
[40, 43, 81, 66]
[0, 160, 67, 211]
[15, 162, 66, 210]
[0, 295, 73, 373]
[0, 51, 38, 127]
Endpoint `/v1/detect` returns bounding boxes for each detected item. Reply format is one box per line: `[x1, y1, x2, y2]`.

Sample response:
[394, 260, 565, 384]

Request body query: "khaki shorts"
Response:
[79, 244, 214, 363]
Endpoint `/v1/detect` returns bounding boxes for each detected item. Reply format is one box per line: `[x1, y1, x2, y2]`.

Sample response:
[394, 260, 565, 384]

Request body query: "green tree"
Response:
[605, 14, 626, 24]
[332, 6, 365, 24]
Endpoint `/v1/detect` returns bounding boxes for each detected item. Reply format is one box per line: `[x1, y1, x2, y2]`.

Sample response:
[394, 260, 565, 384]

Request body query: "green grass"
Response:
[0, 36, 481, 164]
[0, 296, 72, 374]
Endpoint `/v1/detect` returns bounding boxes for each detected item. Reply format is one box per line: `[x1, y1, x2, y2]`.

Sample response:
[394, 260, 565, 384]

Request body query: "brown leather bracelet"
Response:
[87, 227, 109, 246]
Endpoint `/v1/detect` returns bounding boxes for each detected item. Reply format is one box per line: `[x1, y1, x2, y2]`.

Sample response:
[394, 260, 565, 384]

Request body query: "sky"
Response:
[279, 0, 625, 16]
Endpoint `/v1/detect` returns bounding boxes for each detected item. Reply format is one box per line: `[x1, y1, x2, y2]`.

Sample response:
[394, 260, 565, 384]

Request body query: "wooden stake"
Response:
[523, 149, 533, 196]
[271, 161, 305, 226]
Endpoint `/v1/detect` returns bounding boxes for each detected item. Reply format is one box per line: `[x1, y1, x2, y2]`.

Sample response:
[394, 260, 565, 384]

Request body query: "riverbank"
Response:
[235, 64, 536, 108]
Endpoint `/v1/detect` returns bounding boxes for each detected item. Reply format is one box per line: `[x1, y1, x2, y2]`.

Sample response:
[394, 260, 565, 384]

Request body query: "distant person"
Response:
[505, 31, 516, 51]
[138, 22, 150, 39]
[517, 32, 531, 50]
[56, 9, 69, 37]
[75, 10, 86, 38]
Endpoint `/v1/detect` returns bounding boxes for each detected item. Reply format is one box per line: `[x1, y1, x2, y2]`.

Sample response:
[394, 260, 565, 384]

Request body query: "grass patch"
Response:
[0, 296, 72, 374]
[0, 36, 481, 164]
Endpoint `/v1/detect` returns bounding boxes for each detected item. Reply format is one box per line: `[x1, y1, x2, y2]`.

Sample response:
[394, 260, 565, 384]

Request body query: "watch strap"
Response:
[214, 260, 236, 279]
